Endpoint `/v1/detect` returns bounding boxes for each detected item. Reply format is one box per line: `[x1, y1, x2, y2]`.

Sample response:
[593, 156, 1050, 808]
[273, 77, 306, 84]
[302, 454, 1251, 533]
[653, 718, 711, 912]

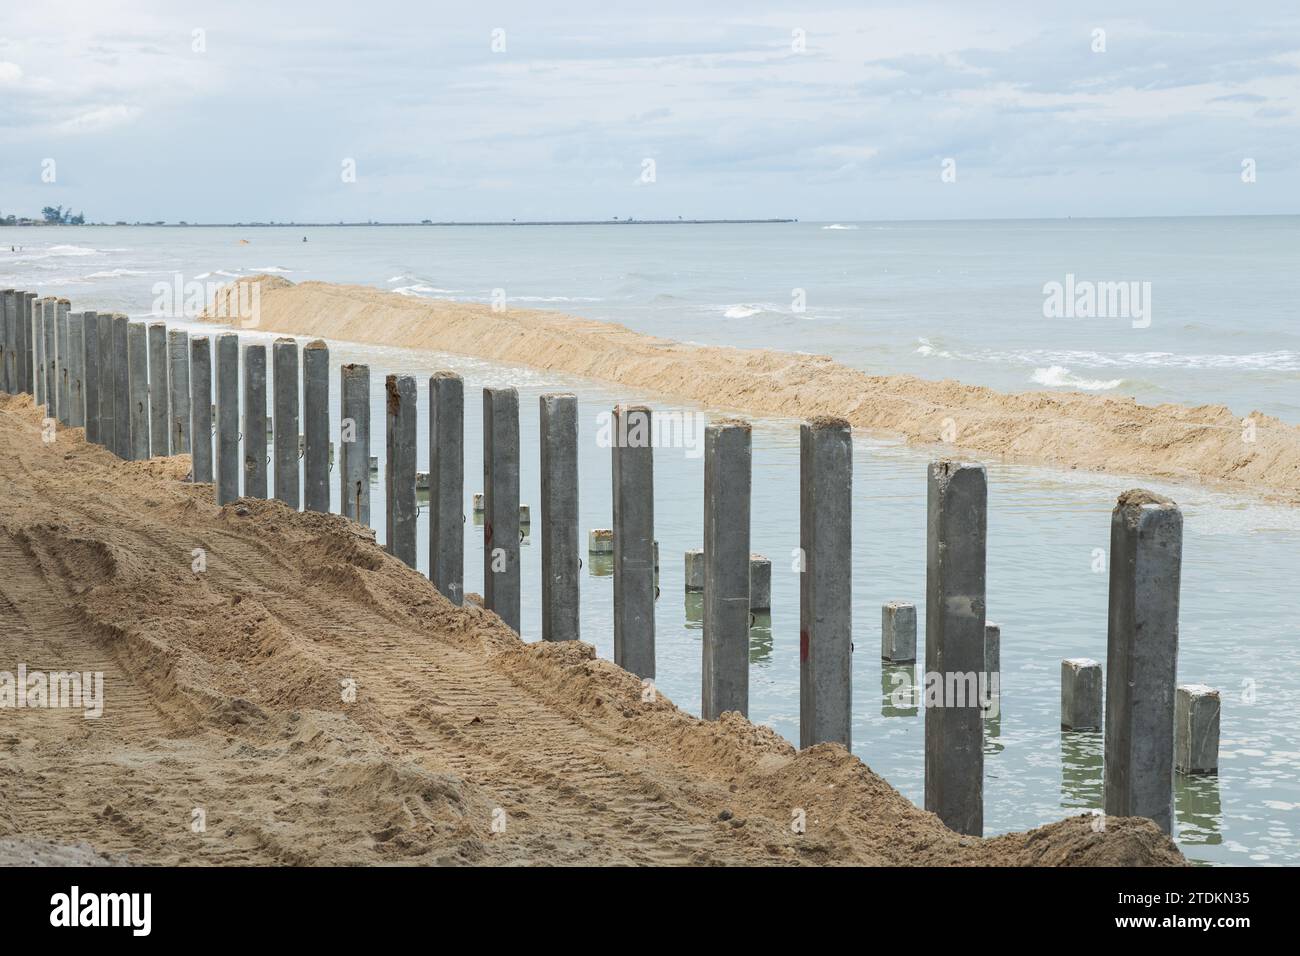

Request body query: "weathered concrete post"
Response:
[3, 290, 17, 393]
[702, 420, 751, 719]
[483, 387, 521, 631]
[1175, 685, 1219, 775]
[97, 314, 114, 450]
[243, 344, 268, 499]
[612, 404, 656, 678]
[1104, 490, 1182, 834]
[302, 340, 329, 513]
[984, 622, 1001, 684]
[684, 548, 704, 590]
[539, 392, 579, 639]
[882, 601, 917, 663]
[924, 459, 987, 837]
[1, 290, 13, 393]
[1061, 657, 1103, 730]
[111, 314, 129, 458]
[385, 375, 417, 568]
[168, 329, 191, 454]
[43, 299, 57, 417]
[126, 323, 150, 460]
[749, 554, 771, 611]
[66, 312, 85, 428]
[429, 372, 463, 602]
[148, 323, 169, 455]
[82, 312, 100, 443]
[215, 333, 240, 504]
[799, 417, 852, 749]
[56, 300, 70, 424]
[339, 364, 370, 525]
[21, 293, 36, 395]
[272, 338, 300, 509]
[189, 336, 213, 482]
[12, 290, 24, 394]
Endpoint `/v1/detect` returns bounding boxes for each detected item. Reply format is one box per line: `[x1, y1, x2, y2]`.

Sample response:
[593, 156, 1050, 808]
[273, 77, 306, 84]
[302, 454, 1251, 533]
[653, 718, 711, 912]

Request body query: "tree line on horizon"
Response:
[0, 205, 87, 225]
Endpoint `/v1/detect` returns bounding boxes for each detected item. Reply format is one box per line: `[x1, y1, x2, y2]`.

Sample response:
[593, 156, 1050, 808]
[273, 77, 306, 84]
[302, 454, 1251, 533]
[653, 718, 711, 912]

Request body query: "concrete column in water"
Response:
[385, 375, 417, 568]
[749, 554, 771, 612]
[168, 329, 191, 455]
[215, 333, 240, 504]
[702, 420, 751, 719]
[799, 417, 852, 750]
[1104, 489, 1182, 834]
[1061, 658, 1103, 731]
[339, 364, 370, 525]
[126, 323, 150, 460]
[148, 323, 170, 455]
[428, 371, 463, 602]
[97, 314, 114, 450]
[243, 344, 268, 499]
[612, 403, 655, 679]
[302, 340, 329, 513]
[483, 387, 520, 631]
[55, 300, 70, 424]
[1175, 684, 1219, 775]
[923, 459, 987, 837]
[540, 392, 579, 639]
[189, 336, 213, 482]
[272, 338, 300, 508]
[66, 312, 85, 428]
[82, 312, 100, 443]
[111, 314, 130, 459]
[882, 601, 917, 663]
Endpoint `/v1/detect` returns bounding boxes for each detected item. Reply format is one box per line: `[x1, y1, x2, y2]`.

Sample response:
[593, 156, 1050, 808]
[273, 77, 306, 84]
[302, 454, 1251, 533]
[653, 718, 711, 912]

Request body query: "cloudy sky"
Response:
[1, 0, 1297, 222]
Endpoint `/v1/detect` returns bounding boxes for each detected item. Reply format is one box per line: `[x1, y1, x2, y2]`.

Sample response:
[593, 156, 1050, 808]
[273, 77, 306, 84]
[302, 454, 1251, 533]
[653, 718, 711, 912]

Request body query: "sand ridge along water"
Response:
[0, 393, 1181, 865]
[208, 275, 1300, 504]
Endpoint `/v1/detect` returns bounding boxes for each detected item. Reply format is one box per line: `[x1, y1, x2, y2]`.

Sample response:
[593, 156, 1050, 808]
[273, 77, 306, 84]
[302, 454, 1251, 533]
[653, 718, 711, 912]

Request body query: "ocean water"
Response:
[2, 219, 1298, 866]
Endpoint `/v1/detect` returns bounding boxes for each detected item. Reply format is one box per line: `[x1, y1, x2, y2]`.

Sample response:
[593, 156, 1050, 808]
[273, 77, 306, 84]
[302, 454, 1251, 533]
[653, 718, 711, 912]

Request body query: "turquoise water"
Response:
[3, 220, 1298, 865]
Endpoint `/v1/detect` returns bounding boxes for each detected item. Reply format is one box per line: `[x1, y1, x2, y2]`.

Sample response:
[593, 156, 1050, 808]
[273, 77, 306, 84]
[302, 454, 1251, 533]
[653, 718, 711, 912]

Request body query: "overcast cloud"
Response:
[1, 0, 1296, 222]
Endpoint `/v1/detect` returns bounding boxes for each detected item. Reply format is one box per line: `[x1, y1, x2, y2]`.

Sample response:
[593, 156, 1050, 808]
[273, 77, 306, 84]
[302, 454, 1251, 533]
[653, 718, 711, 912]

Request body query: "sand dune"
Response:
[208, 275, 1300, 503]
[0, 393, 1181, 865]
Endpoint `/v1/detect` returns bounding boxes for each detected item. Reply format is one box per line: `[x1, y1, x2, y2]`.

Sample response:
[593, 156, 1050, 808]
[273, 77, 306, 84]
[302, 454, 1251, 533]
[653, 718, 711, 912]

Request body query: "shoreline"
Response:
[0, 393, 1182, 865]
[209, 275, 1300, 505]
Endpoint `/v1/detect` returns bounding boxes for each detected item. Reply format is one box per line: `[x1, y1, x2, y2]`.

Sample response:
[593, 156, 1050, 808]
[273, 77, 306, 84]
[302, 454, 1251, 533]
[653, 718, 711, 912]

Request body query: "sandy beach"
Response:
[210, 276, 1300, 504]
[0, 392, 1183, 865]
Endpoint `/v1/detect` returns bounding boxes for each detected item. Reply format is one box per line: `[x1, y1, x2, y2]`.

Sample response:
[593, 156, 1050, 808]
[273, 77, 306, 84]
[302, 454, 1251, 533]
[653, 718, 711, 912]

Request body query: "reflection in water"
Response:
[588, 553, 613, 578]
[684, 590, 702, 629]
[1060, 730, 1103, 809]
[982, 679, 1002, 750]
[983, 710, 1003, 755]
[1176, 774, 1223, 846]
[881, 664, 918, 718]
[749, 612, 772, 664]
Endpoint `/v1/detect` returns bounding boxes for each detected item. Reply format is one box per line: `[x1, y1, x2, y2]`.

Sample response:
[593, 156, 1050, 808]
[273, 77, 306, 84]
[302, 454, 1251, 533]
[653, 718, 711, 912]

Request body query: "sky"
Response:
[1, 0, 1297, 222]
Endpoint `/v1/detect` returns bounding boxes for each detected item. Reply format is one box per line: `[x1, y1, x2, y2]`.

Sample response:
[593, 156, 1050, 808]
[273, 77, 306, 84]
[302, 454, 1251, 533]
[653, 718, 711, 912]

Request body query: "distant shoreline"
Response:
[3, 218, 798, 228]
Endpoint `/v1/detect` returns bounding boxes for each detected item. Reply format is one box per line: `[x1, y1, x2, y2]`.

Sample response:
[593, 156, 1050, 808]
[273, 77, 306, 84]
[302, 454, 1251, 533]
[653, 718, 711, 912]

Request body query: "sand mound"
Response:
[208, 275, 1300, 503]
[0, 394, 1182, 865]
